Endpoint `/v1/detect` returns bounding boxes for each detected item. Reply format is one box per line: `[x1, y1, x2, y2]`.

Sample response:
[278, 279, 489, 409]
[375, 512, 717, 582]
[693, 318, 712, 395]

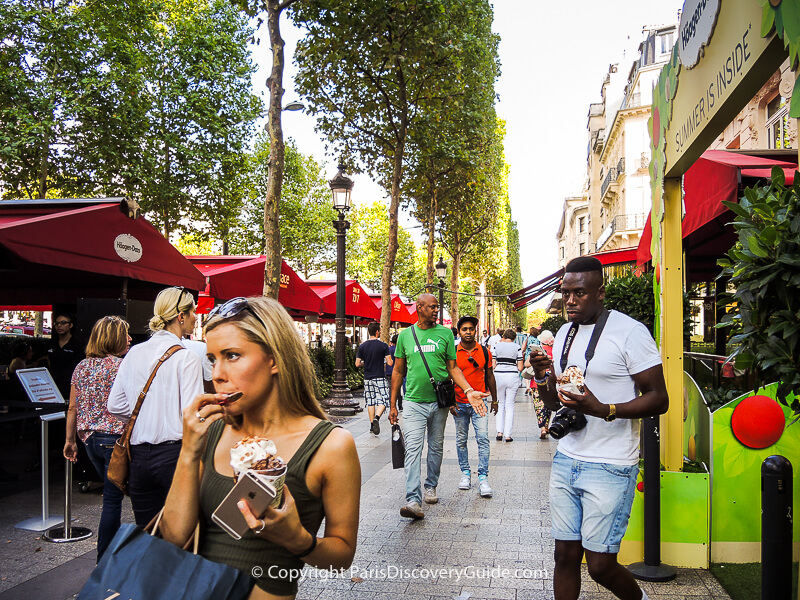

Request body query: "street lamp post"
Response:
[488, 297, 494, 333]
[324, 164, 359, 416]
[435, 256, 447, 325]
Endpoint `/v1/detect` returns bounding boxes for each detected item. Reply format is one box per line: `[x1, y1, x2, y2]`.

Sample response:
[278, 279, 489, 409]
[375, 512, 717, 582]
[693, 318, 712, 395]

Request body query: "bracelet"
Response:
[293, 533, 317, 558]
[533, 373, 549, 384]
[464, 387, 474, 395]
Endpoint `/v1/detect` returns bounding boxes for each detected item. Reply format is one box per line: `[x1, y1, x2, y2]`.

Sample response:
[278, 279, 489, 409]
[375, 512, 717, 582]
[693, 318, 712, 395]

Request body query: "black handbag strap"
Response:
[560, 308, 610, 377]
[410, 326, 437, 385]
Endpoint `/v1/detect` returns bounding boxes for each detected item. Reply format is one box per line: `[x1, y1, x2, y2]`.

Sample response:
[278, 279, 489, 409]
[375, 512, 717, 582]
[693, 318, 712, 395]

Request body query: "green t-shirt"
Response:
[395, 324, 456, 403]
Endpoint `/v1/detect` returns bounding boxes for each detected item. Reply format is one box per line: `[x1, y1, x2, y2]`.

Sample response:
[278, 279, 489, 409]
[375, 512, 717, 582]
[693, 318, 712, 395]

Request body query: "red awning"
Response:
[307, 280, 381, 321]
[0, 199, 205, 304]
[185, 256, 323, 316]
[637, 151, 798, 266]
[405, 303, 417, 318]
[0, 305, 52, 311]
[370, 294, 415, 324]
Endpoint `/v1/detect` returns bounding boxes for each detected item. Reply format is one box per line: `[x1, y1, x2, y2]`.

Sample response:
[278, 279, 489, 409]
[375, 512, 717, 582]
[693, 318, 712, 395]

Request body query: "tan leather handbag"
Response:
[108, 345, 184, 494]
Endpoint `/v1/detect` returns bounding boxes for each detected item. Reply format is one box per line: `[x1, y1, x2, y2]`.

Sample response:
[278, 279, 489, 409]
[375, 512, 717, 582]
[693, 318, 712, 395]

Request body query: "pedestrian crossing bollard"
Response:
[761, 455, 792, 600]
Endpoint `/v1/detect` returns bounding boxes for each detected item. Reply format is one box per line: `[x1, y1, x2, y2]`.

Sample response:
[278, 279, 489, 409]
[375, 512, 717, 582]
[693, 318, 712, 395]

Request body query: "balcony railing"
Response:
[595, 213, 647, 251]
[600, 158, 625, 197]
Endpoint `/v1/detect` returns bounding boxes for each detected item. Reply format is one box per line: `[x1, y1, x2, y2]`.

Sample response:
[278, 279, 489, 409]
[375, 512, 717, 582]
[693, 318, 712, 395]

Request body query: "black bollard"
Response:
[628, 416, 677, 582]
[761, 455, 793, 600]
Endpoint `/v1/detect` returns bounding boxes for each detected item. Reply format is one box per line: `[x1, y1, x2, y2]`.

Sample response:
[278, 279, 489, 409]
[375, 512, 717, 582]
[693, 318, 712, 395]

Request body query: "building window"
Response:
[579, 217, 585, 233]
[659, 32, 674, 55]
[560, 246, 565, 259]
[766, 95, 791, 149]
[579, 243, 585, 256]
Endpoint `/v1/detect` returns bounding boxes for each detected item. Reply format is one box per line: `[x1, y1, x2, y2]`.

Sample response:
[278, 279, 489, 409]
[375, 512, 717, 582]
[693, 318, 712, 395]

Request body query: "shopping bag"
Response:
[78, 522, 254, 600]
[391, 424, 405, 469]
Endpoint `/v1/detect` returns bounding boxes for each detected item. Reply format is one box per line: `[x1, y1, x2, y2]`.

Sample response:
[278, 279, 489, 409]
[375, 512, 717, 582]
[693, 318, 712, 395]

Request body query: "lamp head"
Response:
[329, 163, 354, 212]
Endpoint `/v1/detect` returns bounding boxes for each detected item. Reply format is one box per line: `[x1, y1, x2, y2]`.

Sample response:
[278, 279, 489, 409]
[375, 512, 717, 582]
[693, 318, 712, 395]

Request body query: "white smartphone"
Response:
[211, 471, 277, 540]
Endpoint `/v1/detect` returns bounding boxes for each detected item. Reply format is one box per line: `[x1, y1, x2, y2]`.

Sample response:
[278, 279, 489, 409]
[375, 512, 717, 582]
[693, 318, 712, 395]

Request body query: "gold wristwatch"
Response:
[604, 404, 617, 422]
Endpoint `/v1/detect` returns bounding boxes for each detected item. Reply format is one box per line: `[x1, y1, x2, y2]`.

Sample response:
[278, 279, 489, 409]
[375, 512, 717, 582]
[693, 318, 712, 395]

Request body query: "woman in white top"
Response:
[492, 329, 523, 442]
[108, 287, 204, 527]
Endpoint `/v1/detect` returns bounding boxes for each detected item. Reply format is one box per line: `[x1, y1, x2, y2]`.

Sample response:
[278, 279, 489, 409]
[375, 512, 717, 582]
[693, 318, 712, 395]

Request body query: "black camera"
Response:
[548, 407, 587, 439]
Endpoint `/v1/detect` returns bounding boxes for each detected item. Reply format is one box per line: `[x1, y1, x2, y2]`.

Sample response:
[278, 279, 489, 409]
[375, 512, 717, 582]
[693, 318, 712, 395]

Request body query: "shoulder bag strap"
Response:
[120, 344, 184, 456]
[560, 308, 610, 377]
[481, 344, 489, 376]
[410, 326, 436, 385]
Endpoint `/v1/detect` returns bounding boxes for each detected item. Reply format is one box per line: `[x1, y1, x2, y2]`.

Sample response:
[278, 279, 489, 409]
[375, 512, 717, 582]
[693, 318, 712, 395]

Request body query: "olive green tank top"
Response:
[199, 419, 337, 596]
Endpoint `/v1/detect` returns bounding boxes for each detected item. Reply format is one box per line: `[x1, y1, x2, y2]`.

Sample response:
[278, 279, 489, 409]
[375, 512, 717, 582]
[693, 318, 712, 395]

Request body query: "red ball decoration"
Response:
[731, 395, 785, 449]
[636, 481, 645, 493]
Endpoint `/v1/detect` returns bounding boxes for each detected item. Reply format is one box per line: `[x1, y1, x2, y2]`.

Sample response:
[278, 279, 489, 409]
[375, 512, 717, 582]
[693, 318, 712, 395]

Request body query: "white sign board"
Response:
[678, 0, 721, 69]
[15, 368, 66, 404]
[114, 234, 143, 263]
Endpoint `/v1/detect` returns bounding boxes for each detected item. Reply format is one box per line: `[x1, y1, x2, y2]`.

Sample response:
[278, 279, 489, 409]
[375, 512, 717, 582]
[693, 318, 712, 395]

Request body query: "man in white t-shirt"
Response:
[530, 256, 668, 600]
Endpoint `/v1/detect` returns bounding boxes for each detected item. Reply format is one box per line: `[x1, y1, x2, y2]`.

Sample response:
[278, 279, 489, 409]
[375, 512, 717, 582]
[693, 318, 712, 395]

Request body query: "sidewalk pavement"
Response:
[0, 389, 731, 599]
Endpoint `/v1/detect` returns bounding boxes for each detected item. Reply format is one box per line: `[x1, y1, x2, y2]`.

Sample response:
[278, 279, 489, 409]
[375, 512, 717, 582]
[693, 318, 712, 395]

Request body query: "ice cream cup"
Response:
[249, 465, 287, 508]
[557, 382, 584, 396]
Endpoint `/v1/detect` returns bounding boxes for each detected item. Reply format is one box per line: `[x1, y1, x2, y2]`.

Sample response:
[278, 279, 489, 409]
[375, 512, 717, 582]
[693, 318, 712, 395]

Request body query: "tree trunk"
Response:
[263, 0, 287, 299]
[449, 252, 460, 325]
[425, 177, 437, 286]
[38, 128, 48, 198]
[380, 139, 404, 343]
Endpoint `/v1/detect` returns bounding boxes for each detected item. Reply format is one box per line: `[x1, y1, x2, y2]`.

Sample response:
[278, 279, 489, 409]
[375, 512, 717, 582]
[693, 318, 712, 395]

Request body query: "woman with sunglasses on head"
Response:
[160, 297, 360, 599]
[63, 316, 131, 561]
[108, 287, 204, 528]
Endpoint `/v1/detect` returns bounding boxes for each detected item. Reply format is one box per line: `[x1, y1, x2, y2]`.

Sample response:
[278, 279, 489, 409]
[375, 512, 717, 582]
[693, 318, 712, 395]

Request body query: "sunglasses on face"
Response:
[209, 297, 268, 332]
[55, 320, 71, 326]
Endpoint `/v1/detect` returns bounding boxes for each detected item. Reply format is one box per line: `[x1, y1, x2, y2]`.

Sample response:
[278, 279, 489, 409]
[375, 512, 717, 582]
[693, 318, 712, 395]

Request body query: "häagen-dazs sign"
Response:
[678, 0, 721, 69]
[114, 234, 143, 262]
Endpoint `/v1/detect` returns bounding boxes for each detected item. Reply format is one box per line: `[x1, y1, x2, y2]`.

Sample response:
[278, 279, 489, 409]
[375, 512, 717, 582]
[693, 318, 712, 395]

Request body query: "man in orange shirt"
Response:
[451, 315, 498, 497]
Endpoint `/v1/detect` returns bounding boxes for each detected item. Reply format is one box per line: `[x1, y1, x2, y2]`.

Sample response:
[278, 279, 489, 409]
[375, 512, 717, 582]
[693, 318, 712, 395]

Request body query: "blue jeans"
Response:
[403, 400, 448, 504]
[129, 442, 182, 528]
[549, 451, 639, 553]
[452, 400, 490, 477]
[84, 432, 124, 562]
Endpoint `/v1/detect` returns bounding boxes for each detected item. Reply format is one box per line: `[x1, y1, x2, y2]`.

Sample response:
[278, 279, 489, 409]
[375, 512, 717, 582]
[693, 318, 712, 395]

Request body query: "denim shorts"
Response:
[549, 451, 638, 554]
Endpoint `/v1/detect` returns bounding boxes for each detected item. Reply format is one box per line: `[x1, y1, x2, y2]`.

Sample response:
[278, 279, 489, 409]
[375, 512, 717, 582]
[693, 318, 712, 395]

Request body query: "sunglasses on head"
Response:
[174, 287, 190, 316]
[209, 297, 268, 331]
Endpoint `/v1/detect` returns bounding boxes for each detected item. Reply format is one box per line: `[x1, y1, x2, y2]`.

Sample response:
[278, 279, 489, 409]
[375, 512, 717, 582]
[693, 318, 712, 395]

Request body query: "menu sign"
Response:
[15, 368, 66, 404]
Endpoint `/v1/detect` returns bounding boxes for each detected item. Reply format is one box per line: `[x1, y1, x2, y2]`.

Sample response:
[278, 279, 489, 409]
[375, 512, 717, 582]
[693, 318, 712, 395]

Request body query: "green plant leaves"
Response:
[718, 176, 800, 416]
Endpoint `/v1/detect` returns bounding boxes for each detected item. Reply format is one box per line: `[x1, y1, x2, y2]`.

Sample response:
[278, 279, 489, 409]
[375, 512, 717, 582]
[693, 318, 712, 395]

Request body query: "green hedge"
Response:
[307, 345, 364, 402]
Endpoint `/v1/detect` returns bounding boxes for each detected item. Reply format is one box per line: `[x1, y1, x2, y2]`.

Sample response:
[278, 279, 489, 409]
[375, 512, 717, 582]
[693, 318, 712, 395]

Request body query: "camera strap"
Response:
[560, 308, 610, 377]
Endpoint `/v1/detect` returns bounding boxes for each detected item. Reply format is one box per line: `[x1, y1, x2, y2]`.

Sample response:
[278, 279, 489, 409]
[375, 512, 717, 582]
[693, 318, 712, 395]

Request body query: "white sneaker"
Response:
[458, 472, 471, 490]
[399, 501, 424, 519]
[423, 486, 439, 504]
[478, 477, 493, 498]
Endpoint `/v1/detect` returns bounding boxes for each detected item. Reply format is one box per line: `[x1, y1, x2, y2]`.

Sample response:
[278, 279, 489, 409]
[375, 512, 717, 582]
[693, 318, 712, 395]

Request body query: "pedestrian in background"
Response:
[63, 316, 131, 561]
[108, 287, 204, 527]
[451, 316, 497, 498]
[388, 294, 488, 520]
[493, 328, 523, 442]
[355, 322, 392, 435]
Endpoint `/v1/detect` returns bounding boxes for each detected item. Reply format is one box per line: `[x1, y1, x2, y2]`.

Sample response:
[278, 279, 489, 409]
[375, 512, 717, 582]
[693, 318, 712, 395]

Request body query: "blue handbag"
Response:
[78, 512, 254, 600]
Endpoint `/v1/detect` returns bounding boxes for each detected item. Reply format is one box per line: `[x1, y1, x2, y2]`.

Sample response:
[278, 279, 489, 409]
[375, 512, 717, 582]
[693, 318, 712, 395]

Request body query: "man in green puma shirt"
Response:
[389, 293, 489, 519]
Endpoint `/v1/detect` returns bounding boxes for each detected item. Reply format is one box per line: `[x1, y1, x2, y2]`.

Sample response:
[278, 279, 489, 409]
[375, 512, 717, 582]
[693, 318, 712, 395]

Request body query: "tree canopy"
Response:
[0, 0, 261, 238]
